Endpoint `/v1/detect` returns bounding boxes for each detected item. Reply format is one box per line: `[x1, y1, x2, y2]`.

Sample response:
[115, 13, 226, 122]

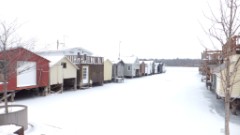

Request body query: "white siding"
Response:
[61, 58, 77, 79]
[49, 57, 78, 85]
[104, 60, 112, 81]
[216, 55, 240, 98]
[50, 63, 63, 85]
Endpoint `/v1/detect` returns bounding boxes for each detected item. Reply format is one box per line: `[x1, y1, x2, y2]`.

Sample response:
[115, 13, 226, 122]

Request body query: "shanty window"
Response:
[83, 68, 87, 79]
[61, 62, 67, 69]
[83, 67, 87, 79]
[128, 66, 131, 71]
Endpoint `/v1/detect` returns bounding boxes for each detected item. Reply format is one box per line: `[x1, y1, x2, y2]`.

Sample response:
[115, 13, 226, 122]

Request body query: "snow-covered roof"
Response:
[121, 56, 138, 64]
[111, 59, 124, 64]
[40, 55, 79, 69]
[139, 60, 144, 63]
[40, 55, 65, 67]
[144, 60, 153, 65]
[104, 59, 113, 64]
[36, 47, 93, 56]
[212, 62, 236, 73]
[65, 47, 93, 55]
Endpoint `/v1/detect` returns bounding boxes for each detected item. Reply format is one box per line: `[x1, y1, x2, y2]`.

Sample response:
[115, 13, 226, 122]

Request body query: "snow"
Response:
[2, 67, 240, 135]
[0, 124, 21, 135]
[121, 56, 138, 64]
[40, 55, 65, 67]
[0, 106, 24, 114]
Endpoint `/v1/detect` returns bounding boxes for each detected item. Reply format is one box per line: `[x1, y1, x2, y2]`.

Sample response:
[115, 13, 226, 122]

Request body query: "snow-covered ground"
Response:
[3, 67, 240, 135]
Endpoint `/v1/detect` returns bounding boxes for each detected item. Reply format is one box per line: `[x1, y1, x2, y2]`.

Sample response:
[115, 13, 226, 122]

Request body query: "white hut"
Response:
[112, 59, 125, 82]
[214, 55, 240, 98]
[42, 55, 79, 92]
[144, 60, 154, 75]
[104, 59, 113, 82]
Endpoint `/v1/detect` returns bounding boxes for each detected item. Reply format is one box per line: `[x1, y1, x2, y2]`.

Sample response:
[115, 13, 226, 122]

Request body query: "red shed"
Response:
[0, 47, 49, 96]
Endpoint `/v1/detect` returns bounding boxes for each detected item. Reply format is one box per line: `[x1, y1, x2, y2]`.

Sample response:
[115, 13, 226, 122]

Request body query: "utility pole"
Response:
[57, 38, 65, 50]
[57, 40, 59, 50]
[118, 41, 121, 60]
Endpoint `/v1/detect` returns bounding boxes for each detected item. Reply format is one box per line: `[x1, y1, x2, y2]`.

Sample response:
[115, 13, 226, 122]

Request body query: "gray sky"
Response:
[0, 0, 211, 59]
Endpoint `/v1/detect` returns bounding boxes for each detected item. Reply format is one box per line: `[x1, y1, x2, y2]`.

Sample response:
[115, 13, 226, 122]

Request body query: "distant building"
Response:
[37, 47, 104, 88]
[122, 56, 140, 78]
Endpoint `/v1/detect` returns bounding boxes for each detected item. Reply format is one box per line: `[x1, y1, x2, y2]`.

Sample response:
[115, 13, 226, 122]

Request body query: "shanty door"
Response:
[82, 66, 89, 84]
[17, 61, 37, 87]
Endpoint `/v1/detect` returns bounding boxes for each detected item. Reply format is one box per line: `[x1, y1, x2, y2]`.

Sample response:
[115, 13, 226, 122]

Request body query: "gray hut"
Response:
[122, 56, 140, 78]
[112, 60, 125, 82]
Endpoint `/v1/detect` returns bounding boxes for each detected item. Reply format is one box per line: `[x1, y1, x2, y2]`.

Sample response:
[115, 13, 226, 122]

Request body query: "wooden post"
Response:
[10, 92, 15, 102]
[43, 86, 48, 96]
[61, 84, 63, 93]
[74, 78, 77, 90]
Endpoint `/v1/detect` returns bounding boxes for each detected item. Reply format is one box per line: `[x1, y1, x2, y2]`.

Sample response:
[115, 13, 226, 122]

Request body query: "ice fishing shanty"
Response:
[0, 47, 50, 101]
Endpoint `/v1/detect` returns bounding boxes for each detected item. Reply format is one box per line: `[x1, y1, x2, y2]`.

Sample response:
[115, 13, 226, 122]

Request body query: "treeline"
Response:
[140, 58, 201, 67]
[160, 59, 200, 67]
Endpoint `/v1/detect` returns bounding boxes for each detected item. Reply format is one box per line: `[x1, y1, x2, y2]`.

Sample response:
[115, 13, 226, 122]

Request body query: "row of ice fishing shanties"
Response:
[199, 35, 240, 115]
[0, 47, 166, 102]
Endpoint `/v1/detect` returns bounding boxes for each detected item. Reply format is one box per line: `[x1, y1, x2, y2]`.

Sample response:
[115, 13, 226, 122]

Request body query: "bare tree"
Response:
[0, 21, 18, 113]
[204, 0, 240, 134]
[0, 21, 36, 113]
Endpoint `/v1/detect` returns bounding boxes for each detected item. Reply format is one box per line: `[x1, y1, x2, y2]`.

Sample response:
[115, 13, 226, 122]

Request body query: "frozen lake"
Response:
[4, 67, 240, 135]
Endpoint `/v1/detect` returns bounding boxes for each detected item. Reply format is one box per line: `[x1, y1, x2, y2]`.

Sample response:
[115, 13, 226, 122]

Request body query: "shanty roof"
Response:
[36, 47, 93, 56]
[144, 60, 154, 65]
[104, 59, 113, 64]
[111, 59, 124, 64]
[212, 62, 236, 73]
[42, 55, 64, 67]
[121, 56, 138, 64]
[0, 46, 50, 62]
[40, 55, 79, 69]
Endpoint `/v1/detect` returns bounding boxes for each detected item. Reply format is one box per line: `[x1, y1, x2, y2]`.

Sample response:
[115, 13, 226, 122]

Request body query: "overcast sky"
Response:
[0, 0, 212, 59]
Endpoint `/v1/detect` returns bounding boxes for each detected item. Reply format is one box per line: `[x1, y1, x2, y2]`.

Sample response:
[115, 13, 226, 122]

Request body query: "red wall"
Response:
[0, 47, 49, 92]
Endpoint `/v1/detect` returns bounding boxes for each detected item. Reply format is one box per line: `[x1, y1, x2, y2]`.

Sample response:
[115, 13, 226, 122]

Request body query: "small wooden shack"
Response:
[211, 36, 240, 114]
[0, 47, 49, 99]
[112, 60, 125, 82]
[222, 35, 240, 58]
[158, 62, 166, 73]
[67, 54, 104, 88]
[200, 49, 222, 88]
[41, 55, 78, 92]
[139, 61, 146, 76]
[215, 55, 240, 97]
[104, 59, 113, 82]
[122, 56, 140, 78]
[38, 47, 104, 89]
[144, 60, 154, 75]
[153, 62, 159, 74]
